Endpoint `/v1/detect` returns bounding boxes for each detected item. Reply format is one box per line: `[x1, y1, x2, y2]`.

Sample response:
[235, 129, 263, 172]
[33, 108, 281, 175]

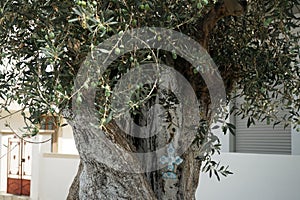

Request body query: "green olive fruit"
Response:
[114, 47, 121, 55]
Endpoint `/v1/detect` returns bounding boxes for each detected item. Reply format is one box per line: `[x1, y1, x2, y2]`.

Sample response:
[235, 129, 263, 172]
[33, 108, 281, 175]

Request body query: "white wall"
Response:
[0, 134, 13, 192]
[0, 109, 78, 155]
[34, 152, 300, 200]
[0, 111, 28, 132]
[197, 106, 300, 200]
[37, 154, 79, 200]
[0, 108, 78, 199]
[292, 125, 300, 155]
[58, 122, 78, 155]
[196, 153, 300, 200]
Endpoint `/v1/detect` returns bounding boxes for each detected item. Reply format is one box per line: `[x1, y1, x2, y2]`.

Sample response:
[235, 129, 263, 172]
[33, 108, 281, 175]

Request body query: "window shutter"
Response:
[234, 99, 291, 155]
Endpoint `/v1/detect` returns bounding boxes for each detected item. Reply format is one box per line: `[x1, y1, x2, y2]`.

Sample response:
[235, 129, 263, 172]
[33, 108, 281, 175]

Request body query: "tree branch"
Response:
[199, 0, 247, 49]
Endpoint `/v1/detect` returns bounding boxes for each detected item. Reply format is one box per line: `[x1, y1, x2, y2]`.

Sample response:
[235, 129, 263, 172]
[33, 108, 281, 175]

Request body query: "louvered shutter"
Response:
[234, 99, 291, 155]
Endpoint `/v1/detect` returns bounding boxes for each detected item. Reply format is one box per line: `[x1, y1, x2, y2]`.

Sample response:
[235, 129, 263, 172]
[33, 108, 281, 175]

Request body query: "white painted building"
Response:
[197, 113, 300, 200]
[0, 102, 80, 200]
[197, 13, 300, 200]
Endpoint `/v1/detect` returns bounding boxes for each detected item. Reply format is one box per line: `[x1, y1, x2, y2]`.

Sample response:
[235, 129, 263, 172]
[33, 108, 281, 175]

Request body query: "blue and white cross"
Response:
[160, 143, 183, 179]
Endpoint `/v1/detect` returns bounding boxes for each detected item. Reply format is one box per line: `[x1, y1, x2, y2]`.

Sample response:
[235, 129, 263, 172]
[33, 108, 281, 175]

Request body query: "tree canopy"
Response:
[1, 0, 299, 126]
[0, 0, 300, 199]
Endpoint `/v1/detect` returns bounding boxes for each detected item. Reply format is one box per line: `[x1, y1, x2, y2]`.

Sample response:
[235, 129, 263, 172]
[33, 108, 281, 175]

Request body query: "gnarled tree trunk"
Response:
[67, 123, 201, 200]
[66, 1, 247, 199]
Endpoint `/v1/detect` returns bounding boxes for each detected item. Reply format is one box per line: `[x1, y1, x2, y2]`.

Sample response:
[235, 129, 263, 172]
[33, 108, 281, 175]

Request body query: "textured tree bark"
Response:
[67, 123, 157, 200]
[67, 125, 201, 200]
[66, 68, 201, 199]
[66, 1, 247, 199]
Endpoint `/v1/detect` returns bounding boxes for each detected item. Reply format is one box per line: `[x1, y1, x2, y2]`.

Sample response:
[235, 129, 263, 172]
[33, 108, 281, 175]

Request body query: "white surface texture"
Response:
[197, 153, 300, 200]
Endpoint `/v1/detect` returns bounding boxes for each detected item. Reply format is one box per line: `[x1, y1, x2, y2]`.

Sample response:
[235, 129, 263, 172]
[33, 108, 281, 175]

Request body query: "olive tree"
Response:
[0, 0, 299, 199]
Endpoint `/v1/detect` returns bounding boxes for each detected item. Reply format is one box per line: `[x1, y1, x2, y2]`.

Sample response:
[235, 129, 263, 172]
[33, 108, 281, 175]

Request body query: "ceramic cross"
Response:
[160, 143, 183, 179]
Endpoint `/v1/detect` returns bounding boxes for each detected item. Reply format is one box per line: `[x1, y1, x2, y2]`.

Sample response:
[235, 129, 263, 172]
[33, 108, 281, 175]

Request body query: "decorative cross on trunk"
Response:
[160, 143, 183, 179]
